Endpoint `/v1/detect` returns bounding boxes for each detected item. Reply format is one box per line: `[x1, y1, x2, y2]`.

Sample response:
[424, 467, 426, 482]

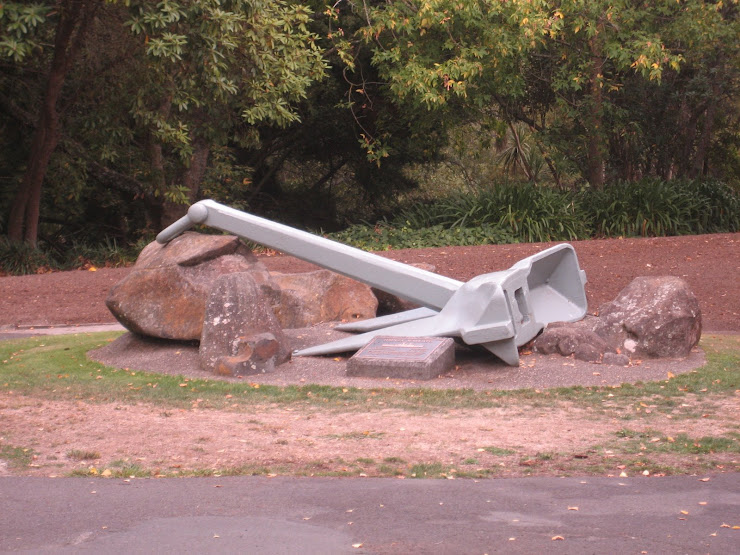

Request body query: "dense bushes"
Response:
[329, 179, 739, 249]
[1, 178, 738, 274]
[0, 237, 149, 276]
[581, 179, 740, 237]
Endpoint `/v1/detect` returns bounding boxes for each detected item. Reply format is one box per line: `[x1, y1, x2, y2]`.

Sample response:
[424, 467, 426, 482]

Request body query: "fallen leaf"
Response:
[352, 543, 363, 548]
[680, 510, 689, 515]
[551, 535, 565, 541]
[567, 506, 579, 511]
[101, 469, 112, 477]
[619, 471, 628, 477]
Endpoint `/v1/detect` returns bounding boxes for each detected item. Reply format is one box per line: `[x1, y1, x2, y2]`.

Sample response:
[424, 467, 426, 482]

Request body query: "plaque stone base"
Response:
[346, 336, 455, 380]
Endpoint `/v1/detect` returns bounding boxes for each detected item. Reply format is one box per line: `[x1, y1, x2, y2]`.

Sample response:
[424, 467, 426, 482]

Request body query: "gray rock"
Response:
[213, 332, 284, 377]
[533, 317, 607, 358]
[267, 270, 377, 328]
[574, 342, 602, 362]
[199, 273, 290, 374]
[602, 352, 631, 366]
[593, 276, 701, 358]
[106, 232, 269, 340]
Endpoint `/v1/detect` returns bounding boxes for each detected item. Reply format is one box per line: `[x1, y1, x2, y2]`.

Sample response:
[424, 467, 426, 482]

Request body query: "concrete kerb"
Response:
[0, 323, 125, 341]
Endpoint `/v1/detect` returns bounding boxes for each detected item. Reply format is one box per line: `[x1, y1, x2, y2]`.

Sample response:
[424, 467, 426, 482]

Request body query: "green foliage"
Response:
[0, 236, 147, 276]
[128, 0, 327, 149]
[0, 2, 51, 61]
[0, 237, 56, 275]
[346, 0, 740, 186]
[328, 179, 739, 250]
[394, 183, 588, 242]
[359, 182, 588, 244]
[328, 222, 516, 250]
[580, 179, 740, 237]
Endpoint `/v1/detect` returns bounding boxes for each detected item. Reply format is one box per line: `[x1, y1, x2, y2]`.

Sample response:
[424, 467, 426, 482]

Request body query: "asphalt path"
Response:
[1, 474, 738, 553]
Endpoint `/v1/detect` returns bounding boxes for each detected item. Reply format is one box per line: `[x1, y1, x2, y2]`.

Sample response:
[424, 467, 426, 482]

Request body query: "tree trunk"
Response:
[586, 35, 605, 189]
[145, 136, 167, 231]
[162, 137, 211, 226]
[6, 0, 96, 245]
[691, 78, 721, 178]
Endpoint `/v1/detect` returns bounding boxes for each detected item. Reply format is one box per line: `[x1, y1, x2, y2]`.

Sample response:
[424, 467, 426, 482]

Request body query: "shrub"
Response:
[395, 182, 589, 243]
[328, 222, 517, 250]
[580, 178, 740, 237]
[0, 238, 56, 275]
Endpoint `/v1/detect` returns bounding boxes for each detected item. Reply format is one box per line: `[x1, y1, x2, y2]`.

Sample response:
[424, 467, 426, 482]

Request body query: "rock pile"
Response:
[106, 232, 377, 376]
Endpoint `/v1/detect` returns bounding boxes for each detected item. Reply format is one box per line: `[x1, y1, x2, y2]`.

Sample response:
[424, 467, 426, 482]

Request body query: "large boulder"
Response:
[593, 276, 701, 358]
[106, 233, 379, 341]
[199, 273, 290, 375]
[106, 232, 270, 340]
[534, 276, 701, 363]
[266, 270, 378, 328]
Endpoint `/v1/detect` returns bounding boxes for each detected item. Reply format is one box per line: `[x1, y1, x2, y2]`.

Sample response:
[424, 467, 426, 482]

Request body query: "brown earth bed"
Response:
[1, 235, 738, 478]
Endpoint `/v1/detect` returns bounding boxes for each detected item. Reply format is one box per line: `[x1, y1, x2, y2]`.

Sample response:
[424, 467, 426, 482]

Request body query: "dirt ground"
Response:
[1, 233, 739, 331]
[1, 234, 738, 477]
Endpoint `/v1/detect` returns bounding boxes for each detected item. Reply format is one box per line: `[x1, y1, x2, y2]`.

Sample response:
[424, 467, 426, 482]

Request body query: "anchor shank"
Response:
[157, 200, 462, 309]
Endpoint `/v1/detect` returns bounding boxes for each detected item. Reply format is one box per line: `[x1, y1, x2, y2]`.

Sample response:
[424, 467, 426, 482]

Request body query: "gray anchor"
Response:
[157, 200, 588, 365]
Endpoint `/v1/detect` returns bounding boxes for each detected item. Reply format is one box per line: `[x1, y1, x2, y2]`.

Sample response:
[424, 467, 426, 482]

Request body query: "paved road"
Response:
[1, 474, 738, 553]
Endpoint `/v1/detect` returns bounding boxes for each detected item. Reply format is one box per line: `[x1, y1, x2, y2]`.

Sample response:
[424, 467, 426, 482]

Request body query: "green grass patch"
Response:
[613, 429, 740, 455]
[66, 449, 101, 461]
[0, 333, 737, 419]
[408, 462, 447, 478]
[0, 443, 36, 469]
[482, 446, 516, 456]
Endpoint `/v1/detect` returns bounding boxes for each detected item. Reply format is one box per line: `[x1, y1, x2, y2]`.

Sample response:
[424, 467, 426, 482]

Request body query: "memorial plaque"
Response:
[346, 336, 455, 380]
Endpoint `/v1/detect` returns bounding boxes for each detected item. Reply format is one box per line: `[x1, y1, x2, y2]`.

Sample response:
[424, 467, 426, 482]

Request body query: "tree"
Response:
[2, 0, 101, 245]
[336, 0, 736, 188]
[1, 0, 327, 243]
[125, 0, 327, 226]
